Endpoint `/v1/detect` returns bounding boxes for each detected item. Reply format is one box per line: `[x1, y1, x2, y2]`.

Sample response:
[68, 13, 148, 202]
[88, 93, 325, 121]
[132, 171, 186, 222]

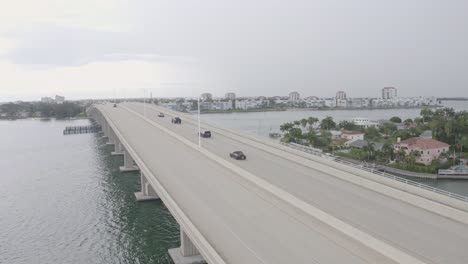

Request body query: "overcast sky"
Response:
[0, 0, 467, 101]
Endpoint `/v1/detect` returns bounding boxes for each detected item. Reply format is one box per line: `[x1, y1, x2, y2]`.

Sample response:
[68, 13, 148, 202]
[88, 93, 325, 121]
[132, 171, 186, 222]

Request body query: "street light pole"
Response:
[143, 90, 147, 117]
[198, 96, 201, 148]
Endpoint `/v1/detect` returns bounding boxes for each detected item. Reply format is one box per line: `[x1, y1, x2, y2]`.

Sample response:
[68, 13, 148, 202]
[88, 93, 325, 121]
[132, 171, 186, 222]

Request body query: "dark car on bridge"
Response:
[158, 112, 164, 117]
[113, 103, 117, 107]
[230, 151, 246, 160]
[200, 130, 211, 138]
[171, 117, 181, 124]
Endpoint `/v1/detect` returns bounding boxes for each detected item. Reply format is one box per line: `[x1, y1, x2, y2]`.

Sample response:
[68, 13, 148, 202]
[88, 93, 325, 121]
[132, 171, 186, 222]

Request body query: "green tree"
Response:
[381, 141, 395, 161]
[320, 116, 336, 130]
[338, 120, 358, 130]
[380, 122, 397, 136]
[300, 118, 308, 128]
[280, 122, 294, 132]
[307, 117, 319, 130]
[390, 116, 402, 123]
[363, 141, 376, 161]
[364, 126, 381, 141]
[404, 118, 413, 126]
[420, 108, 433, 123]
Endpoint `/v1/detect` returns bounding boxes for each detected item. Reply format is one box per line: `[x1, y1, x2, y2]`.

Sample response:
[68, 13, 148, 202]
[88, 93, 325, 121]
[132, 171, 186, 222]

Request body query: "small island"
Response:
[278, 108, 468, 177]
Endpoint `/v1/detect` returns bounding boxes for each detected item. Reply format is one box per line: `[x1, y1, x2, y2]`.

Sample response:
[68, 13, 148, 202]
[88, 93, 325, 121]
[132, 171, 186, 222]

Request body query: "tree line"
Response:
[0, 101, 86, 118]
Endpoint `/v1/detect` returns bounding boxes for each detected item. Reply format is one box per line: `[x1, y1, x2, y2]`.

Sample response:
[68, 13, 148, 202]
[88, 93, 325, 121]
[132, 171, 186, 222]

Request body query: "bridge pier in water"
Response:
[119, 148, 139, 172]
[106, 128, 116, 146]
[111, 141, 124, 156]
[169, 228, 206, 264]
[134, 172, 159, 201]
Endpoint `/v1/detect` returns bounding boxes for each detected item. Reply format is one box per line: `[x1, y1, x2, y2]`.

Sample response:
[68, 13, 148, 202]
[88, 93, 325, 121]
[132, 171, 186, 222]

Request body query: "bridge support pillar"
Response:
[111, 141, 124, 156]
[134, 172, 159, 201]
[106, 129, 116, 146]
[119, 148, 139, 172]
[101, 122, 109, 139]
[168, 229, 206, 264]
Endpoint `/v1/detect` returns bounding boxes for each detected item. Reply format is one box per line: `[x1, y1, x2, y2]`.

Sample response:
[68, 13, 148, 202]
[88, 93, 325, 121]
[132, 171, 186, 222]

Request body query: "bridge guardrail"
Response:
[281, 142, 468, 203]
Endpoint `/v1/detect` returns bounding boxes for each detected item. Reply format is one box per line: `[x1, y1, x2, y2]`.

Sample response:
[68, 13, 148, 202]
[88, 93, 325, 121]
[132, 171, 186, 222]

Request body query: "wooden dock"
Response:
[63, 125, 101, 135]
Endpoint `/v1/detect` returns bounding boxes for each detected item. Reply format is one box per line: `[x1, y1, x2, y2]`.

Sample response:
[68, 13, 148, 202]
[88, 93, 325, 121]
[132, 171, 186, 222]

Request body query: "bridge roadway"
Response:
[97, 103, 468, 264]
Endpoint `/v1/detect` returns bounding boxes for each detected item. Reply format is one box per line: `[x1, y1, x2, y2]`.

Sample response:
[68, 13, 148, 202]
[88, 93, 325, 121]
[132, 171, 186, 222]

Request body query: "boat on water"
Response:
[269, 128, 282, 138]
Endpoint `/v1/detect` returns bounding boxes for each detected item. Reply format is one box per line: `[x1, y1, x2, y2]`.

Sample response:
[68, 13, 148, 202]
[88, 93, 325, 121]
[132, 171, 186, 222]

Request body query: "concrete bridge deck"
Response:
[91, 102, 468, 264]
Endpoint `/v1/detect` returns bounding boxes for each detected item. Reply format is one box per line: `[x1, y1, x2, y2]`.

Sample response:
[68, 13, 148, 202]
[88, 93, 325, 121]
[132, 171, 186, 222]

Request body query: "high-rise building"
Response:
[200, 93, 213, 101]
[225, 93, 236, 100]
[336, 91, 347, 99]
[41, 97, 54, 103]
[289, 92, 300, 101]
[55, 95, 65, 104]
[382, 87, 397, 99]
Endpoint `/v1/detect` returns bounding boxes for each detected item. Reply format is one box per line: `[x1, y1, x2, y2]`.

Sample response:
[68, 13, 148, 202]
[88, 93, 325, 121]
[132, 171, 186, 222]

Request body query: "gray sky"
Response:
[0, 0, 467, 101]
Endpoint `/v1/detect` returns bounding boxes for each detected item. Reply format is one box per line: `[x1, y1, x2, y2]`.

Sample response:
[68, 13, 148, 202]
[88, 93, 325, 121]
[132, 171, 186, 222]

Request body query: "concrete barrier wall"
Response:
[89, 106, 225, 264]
[123, 105, 432, 264]
[149, 104, 468, 221]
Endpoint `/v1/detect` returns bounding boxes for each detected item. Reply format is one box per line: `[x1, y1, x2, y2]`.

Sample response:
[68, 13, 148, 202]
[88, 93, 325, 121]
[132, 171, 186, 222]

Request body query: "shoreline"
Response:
[192, 105, 441, 115]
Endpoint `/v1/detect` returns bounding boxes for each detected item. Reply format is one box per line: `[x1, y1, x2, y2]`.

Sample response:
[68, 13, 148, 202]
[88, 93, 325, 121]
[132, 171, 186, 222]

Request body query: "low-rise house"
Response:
[329, 130, 342, 139]
[394, 137, 449, 165]
[340, 129, 364, 141]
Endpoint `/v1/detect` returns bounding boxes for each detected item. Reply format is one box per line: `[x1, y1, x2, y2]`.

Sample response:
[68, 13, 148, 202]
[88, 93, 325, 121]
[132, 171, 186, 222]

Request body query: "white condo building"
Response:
[225, 93, 236, 100]
[336, 91, 347, 100]
[201, 93, 213, 101]
[289, 92, 300, 101]
[382, 87, 397, 99]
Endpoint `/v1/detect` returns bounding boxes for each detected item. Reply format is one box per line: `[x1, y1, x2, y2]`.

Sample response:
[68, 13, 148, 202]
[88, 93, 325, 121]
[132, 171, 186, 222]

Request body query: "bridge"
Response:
[88, 102, 468, 264]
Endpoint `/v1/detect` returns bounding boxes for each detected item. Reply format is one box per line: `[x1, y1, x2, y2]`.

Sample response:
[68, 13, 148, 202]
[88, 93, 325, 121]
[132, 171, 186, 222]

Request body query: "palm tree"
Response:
[363, 141, 376, 161]
[307, 117, 319, 130]
[300, 118, 308, 129]
[381, 141, 394, 162]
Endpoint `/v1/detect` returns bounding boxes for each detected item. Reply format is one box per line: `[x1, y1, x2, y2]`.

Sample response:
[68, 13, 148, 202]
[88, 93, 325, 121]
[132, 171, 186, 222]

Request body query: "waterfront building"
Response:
[351, 117, 378, 128]
[324, 99, 337, 108]
[201, 93, 213, 101]
[41, 97, 54, 103]
[55, 95, 65, 104]
[289, 92, 300, 101]
[235, 100, 260, 110]
[336, 99, 347, 108]
[225, 93, 236, 100]
[212, 101, 233, 110]
[382, 87, 397, 99]
[394, 137, 449, 165]
[336, 91, 347, 100]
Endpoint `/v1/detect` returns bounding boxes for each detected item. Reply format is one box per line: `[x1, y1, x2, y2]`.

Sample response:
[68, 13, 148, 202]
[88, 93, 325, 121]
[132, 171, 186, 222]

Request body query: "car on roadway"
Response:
[113, 103, 117, 107]
[200, 130, 211, 138]
[171, 117, 181, 124]
[158, 112, 165, 117]
[230, 151, 246, 160]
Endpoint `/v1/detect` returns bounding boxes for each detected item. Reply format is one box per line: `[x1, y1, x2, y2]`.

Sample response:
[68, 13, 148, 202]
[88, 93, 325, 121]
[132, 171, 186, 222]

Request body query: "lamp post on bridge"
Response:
[198, 96, 201, 148]
[143, 89, 147, 117]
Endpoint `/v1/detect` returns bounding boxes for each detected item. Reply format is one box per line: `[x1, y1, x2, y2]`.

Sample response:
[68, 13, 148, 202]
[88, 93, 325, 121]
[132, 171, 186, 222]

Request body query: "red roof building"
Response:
[394, 137, 449, 165]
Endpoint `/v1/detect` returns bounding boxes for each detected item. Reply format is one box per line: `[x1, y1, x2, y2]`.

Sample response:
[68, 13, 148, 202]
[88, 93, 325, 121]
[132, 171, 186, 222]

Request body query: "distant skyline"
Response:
[1, 0, 468, 102]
